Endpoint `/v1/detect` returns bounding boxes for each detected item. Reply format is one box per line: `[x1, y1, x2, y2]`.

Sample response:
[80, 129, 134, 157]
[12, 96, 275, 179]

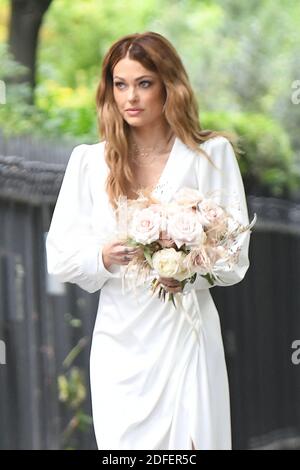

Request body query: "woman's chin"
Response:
[124, 117, 145, 127]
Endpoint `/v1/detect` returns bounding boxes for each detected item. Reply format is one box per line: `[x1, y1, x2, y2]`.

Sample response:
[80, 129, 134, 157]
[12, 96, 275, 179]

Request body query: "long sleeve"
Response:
[182, 136, 251, 293]
[46, 144, 114, 293]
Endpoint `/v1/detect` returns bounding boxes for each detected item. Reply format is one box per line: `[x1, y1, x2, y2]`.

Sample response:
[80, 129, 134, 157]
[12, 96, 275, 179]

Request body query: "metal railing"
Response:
[0, 154, 300, 449]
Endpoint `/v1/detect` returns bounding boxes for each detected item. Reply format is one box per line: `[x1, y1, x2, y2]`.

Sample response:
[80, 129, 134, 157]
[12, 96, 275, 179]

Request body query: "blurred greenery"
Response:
[58, 366, 92, 449]
[0, 42, 47, 136]
[202, 111, 299, 196]
[57, 313, 92, 450]
[0, 0, 300, 196]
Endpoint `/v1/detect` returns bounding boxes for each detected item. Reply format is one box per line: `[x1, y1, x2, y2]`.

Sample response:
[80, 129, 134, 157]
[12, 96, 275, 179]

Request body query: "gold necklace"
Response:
[129, 131, 174, 167]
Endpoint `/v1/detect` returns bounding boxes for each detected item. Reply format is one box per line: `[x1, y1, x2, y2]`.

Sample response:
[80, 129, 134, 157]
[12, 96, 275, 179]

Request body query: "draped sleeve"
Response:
[182, 136, 251, 293]
[46, 144, 114, 293]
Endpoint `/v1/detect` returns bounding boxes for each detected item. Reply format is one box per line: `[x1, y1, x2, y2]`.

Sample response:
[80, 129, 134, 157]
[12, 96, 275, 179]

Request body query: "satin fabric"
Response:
[46, 136, 251, 450]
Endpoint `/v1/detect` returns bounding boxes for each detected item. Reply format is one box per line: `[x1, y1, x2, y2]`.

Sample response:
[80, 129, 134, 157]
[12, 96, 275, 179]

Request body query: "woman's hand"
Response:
[158, 276, 183, 294]
[102, 241, 142, 269]
[102, 242, 182, 294]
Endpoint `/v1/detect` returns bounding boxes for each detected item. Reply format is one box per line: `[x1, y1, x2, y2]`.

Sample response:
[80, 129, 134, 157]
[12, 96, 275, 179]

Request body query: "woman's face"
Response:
[112, 56, 166, 128]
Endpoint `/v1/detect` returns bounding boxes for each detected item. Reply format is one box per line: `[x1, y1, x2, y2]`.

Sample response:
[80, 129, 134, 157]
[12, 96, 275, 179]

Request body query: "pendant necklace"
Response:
[129, 130, 174, 167]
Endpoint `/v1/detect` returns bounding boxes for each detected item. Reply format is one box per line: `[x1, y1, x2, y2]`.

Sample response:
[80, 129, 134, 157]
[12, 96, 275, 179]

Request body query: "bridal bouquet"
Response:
[114, 187, 256, 307]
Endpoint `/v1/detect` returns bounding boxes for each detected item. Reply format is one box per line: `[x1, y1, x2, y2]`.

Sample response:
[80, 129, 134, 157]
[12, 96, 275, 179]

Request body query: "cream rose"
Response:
[128, 207, 161, 244]
[167, 209, 206, 249]
[152, 248, 192, 281]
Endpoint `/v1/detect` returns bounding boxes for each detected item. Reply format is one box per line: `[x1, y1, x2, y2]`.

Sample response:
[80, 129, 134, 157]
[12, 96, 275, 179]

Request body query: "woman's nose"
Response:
[128, 86, 138, 102]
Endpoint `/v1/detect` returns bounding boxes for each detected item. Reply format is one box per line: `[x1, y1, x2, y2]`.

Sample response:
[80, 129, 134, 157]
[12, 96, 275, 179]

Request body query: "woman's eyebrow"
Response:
[113, 75, 154, 81]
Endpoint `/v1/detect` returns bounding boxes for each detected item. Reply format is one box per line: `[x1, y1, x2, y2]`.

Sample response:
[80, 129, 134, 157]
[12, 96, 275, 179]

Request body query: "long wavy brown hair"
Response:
[96, 31, 240, 209]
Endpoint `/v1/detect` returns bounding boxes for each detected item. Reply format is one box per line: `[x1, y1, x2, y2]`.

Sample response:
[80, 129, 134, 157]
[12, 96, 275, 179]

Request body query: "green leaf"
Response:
[144, 249, 153, 268]
[125, 238, 138, 247]
[169, 293, 177, 308]
[158, 287, 163, 299]
[201, 273, 216, 286]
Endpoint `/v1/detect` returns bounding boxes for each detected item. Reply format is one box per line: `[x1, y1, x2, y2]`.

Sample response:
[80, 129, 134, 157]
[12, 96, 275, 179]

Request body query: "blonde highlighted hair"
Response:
[96, 31, 239, 209]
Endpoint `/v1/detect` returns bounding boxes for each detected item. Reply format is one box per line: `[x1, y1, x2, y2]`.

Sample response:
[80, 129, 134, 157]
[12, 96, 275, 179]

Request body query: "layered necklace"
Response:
[129, 130, 175, 167]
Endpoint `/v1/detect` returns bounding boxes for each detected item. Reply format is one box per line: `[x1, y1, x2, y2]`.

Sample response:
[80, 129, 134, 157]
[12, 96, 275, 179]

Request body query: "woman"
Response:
[46, 31, 251, 450]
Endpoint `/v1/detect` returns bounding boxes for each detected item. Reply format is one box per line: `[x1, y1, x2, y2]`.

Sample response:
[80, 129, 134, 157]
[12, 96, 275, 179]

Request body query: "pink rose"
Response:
[183, 247, 212, 275]
[128, 207, 161, 244]
[198, 199, 226, 227]
[167, 209, 206, 249]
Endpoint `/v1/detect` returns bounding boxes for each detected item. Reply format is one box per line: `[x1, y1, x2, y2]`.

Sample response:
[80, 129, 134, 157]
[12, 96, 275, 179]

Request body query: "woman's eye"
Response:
[140, 80, 151, 88]
[114, 82, 126, 89]
[114, 80, 152, 89]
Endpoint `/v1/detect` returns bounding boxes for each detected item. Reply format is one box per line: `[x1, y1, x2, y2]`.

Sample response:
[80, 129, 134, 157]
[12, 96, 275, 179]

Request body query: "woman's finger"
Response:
[159, 283, 182, 293]
[164, 286, 182, 293]
[159, 277, 180, 287]
[159, 276, 179, 283]
[120, 246, 141, 254]
[120, 241, 141, 250]
[165, 282, 180, 288]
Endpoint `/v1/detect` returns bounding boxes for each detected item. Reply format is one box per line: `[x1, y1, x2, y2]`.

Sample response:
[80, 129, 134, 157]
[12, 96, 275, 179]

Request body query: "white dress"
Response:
[46, 135, 251, 450]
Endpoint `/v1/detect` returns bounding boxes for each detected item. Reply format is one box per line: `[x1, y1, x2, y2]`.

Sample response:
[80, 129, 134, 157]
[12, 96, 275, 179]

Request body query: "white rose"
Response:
[152, 248, 192, 281]
[167, 209, 206, 249]
[128, 207, 161, 244]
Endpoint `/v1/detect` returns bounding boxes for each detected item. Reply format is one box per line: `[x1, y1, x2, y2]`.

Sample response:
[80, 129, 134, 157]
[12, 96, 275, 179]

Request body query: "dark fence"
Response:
[216, 196, 300, 450]
[0, 154, 300, 450]
[0, 129, 79, 165]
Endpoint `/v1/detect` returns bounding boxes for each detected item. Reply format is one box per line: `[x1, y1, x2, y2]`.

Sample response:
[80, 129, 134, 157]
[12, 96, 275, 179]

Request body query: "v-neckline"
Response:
[151, 136, 178, 194]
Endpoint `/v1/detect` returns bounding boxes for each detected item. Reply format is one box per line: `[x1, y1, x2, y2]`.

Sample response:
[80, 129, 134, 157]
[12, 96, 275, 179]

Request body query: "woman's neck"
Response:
[129, 122, 173, 148]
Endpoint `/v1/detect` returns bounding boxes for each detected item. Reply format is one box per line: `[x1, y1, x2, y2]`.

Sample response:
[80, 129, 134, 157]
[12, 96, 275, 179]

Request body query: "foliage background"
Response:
[1, 0, 300, 196]
[1, 0, 300, 450]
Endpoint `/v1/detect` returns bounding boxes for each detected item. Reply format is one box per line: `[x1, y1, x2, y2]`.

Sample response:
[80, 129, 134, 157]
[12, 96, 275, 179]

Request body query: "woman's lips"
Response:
[126, 109, 144, 116]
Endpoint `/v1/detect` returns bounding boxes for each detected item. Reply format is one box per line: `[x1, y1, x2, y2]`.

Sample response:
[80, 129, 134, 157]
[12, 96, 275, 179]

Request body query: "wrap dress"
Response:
[46, 135, 251, 450]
